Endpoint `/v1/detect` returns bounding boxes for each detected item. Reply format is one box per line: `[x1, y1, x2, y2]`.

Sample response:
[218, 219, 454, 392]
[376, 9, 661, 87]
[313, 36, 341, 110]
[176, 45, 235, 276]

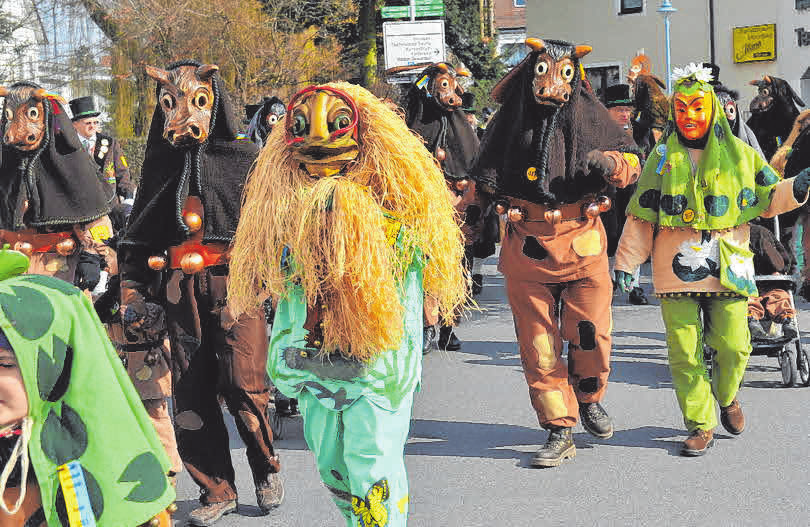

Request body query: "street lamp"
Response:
[658, 0, 677, 94]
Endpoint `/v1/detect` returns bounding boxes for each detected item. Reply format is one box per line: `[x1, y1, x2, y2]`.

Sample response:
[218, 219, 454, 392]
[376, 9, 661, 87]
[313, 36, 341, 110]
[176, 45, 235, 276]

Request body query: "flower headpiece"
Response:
[671, 63, 714, 85]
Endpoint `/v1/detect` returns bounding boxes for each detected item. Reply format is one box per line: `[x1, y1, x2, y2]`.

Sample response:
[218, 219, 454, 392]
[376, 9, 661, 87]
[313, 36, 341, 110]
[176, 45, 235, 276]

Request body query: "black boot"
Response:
[471, 273, 483, 296]
[422, 325, 436, 354]
[748, 317, 767, 340]
[437, 325, 461, 351]
[781, 317, 798, 341]
[628, 287, 649, 305]
[579, 401, 614, 439]
[530, 426, 575, 467]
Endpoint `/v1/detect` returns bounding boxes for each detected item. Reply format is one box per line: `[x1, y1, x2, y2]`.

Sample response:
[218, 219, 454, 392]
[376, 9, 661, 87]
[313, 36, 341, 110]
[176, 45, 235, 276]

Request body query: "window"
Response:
[799, 0, 810, 10]
[585, 65, 621, 102]
[514, 0, 526, 6]
[620, 0, 643, 15]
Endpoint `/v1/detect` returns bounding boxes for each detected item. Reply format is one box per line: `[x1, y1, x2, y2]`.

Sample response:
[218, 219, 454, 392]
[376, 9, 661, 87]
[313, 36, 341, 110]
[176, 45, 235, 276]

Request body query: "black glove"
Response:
[584, 149, 617, 181]
[793, 167, 810, 202]
[74, 251, 104, 291]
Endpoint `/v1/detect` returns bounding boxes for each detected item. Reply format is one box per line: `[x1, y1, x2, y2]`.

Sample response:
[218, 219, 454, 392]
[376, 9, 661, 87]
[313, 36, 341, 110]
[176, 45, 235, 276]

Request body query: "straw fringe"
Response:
[228, 82, 467, 361]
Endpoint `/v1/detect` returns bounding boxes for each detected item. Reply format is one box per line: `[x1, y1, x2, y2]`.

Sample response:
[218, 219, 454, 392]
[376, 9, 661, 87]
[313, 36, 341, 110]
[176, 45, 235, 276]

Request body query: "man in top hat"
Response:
[70, 96, 135, 231]
[604, 83, 649, 306]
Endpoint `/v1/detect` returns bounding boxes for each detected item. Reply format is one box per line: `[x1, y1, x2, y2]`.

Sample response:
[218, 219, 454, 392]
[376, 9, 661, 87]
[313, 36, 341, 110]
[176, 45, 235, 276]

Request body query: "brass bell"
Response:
[494, 201, 508, 215]
[149, 517, 160, 527]
[436, 147, 446, 162]
[454, 179, 469, 192]
[148, 255, 168, 271]
[597, 195, 612, 212]
[14, 242, 32, 257]
[544, 209, 562, 224]
[183, 211, 202, 233]
[507, 207, 524, 223]
[584, 202, 600, 219]
[180, 252, 205, 274]
[55, 238, 76, 256]
[167, 503, 178, 514]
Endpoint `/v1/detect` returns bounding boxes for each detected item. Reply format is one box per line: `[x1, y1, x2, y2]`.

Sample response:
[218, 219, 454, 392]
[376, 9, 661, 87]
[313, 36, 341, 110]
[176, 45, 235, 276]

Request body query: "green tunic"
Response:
[268, 223, 425, 412]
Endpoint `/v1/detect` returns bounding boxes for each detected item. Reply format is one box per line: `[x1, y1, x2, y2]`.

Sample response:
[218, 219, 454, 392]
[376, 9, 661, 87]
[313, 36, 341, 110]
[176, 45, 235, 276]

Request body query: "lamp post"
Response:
[658, 0, 677, 94]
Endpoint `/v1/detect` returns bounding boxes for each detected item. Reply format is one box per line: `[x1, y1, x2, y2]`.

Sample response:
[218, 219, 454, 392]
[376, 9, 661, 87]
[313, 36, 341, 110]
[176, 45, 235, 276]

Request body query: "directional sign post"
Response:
[381, 1, 444, 19]
[383, 20, 446, 83]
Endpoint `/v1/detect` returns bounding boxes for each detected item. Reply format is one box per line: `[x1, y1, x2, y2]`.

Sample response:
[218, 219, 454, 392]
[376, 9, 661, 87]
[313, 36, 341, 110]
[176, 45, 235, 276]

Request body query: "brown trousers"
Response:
[505, 272, 613, 429]
[748, 288, 795, 321]
[166, 267, 279, 504]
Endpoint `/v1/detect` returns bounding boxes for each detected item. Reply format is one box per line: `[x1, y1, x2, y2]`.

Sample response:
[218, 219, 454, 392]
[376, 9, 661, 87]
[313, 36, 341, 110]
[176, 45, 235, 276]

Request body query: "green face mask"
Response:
[0, 249, 174, 526]
[626, 73, 780, 230]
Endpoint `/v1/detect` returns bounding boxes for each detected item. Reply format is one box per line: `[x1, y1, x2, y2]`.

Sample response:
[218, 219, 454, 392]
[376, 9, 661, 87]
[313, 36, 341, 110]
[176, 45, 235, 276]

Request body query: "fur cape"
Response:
[0, 82, 109, 230]
[471, 45, 638, 204]
[121, 61, 257, 250]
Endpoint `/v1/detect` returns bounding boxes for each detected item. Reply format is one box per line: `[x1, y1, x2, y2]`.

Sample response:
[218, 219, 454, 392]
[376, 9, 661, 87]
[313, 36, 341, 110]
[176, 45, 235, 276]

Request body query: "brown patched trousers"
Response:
[506, 274, 613, 429]
[166, 267, 280, 504]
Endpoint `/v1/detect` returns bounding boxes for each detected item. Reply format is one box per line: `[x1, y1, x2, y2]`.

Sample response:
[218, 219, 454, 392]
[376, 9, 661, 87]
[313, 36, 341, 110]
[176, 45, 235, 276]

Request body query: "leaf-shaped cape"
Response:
[0, 252, 174, 526]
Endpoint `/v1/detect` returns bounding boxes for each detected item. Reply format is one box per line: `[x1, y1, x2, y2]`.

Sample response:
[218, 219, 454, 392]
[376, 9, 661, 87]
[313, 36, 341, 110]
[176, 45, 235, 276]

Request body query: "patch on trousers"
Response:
[522, 236, 548, 261]
[397, 494, 409, 514]
[531, 333, 557, 370]
[578, 377, 599, 394]
[284, 347, 368, 381]
[238, 410, 260, 433]
[537, 391, 568, 421]
[293, 381, 357, 410]
[352, 479, 390, 527]
[175, 410, 203, 431]
[577, 321, 597, 350]
[571, 230, 602, 257]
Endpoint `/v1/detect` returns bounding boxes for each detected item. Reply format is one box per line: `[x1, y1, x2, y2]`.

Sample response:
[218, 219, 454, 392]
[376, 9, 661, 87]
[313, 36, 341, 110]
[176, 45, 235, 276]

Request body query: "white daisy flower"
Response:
[676, 237, 719, 271]
[671, 63, 714, 84]
[727, 252, 754, 281]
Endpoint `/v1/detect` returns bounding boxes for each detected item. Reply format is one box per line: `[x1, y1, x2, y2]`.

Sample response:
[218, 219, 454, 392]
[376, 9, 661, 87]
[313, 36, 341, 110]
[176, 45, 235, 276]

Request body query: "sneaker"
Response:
[748, 317, 767, 340]
[681, 428, 714, 457]
[437, 325, 461, 351]
[422, 325, 436, 354]
[720, 398, 745, 435]
[530, 426, 575, 467]
[256, 473, 285, 514]
[781, 318, 798, 341]
[628, 287, 649, 305]
[188, 499, 237, 526]
[578, 401, 614, 439]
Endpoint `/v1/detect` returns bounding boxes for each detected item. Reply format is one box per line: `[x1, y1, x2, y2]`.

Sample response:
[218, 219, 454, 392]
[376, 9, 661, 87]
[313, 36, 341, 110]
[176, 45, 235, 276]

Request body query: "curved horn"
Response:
[384, 62, 434, 75]
[764, 74, 772, 84]
[456, 68, 472, 78]
[436, 63, 449, 73]
[573, 45, 593, 59]
[0, 86, 7, 97]
[145, 65, 172, 85]
[196, 64, 219, 81]
[525, 38, 545, 52]
[31, 88, 48, 101]
[749, 79, 761, 86]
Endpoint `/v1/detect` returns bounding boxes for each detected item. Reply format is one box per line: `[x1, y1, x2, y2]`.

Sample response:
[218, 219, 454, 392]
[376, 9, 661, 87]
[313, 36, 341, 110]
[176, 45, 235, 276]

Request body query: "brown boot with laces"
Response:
[720, 398, 745, 435]
[681, 428, 714, 457]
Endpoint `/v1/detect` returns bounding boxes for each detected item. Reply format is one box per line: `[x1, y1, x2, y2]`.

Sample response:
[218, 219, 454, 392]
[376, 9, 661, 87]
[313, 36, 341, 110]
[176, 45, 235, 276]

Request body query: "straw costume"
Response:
[471, 38, 641, 467]
[0, 249, 174, 527]
[615, 64, 810, 455]
[228, 82, 467, 526]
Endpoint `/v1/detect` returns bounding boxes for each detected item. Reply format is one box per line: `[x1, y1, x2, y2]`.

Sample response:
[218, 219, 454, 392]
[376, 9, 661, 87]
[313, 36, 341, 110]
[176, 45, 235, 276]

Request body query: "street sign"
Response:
[414, 0, 443, 5]
[383, 20, 446, 82]
[381, 3, 444, 19]
[382, 6, 410, 18]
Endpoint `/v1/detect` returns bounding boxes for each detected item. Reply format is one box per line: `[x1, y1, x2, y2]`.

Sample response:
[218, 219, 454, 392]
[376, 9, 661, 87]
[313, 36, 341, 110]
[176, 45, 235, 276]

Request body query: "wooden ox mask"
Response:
[145, 63, 219, 147]
[749, 75, 805, 115]
[526, 38, 591, 107]
[0, 85, 48, 151]
[424, 62, 470, 110]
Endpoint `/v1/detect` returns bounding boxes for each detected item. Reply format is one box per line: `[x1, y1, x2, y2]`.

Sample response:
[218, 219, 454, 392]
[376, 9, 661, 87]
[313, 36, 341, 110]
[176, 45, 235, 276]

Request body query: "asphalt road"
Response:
[173, 257, 810, 526]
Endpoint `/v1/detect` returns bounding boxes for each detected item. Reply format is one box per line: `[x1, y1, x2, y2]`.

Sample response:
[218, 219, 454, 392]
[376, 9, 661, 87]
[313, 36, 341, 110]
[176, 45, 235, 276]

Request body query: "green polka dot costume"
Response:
[627, 75, 780, 230]
[0, 249, 175, 526]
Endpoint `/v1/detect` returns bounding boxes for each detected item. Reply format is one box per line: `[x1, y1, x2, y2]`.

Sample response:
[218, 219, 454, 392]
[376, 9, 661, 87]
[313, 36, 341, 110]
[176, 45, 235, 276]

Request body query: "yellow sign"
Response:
[733, 24, 776, 63]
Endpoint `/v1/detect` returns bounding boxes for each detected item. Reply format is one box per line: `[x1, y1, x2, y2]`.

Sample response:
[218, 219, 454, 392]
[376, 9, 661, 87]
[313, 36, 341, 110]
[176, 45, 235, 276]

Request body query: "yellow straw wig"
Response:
[228, 81, 467, 361]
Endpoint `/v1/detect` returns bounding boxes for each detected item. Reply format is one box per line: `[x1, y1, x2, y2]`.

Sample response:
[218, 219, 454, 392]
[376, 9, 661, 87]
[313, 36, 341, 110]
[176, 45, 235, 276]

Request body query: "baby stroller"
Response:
[705, 217, 810, 386]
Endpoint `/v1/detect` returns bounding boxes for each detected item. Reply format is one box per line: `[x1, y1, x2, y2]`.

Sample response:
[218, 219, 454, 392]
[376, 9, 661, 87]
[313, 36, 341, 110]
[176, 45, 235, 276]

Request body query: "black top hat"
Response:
[69, 96, 100, 121]
[245, 103, 263, 121]
[461, 92, 476, 113]
[604, 84, 633, 108]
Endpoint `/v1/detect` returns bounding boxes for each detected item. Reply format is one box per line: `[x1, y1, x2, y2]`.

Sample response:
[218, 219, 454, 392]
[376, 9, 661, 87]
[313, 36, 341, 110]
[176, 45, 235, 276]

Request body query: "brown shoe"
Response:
[188, 499, 237, 526]
[681, 429, 714, 457]
[256, 472, 285, 514]
[720, 399, 745, 435]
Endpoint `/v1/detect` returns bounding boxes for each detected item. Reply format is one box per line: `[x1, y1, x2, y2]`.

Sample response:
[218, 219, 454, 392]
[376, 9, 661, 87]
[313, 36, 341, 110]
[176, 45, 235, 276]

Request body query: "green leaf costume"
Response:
[627, 76, 780, 230]
[0, 249, 175, 526]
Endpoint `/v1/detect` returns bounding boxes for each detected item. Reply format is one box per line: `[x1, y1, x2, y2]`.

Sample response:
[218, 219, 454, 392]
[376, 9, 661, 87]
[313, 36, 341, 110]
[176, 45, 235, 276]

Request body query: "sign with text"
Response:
[733, 24, 777, 63]
[382, 4, 445, 19]
[383, 20, 446, 75]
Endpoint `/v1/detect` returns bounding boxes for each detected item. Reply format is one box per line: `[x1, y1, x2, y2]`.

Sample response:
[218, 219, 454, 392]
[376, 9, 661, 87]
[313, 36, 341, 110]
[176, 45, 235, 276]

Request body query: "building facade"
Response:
[527, 0, 810, 119]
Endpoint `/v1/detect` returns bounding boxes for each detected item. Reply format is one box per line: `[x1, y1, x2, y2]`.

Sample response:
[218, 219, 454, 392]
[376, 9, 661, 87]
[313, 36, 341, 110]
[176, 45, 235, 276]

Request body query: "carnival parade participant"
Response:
[0, 83, 114, 294]
[615, 63, 810, 456]
[245, 96, 285, 148]
[604, 83, 649, 306]
[69, 95, 136, 231]
[228, 82, 467, 526]
[0, 248, 175, 527]
[119, 61, 282, 526]
[471, 38, 641, 468]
